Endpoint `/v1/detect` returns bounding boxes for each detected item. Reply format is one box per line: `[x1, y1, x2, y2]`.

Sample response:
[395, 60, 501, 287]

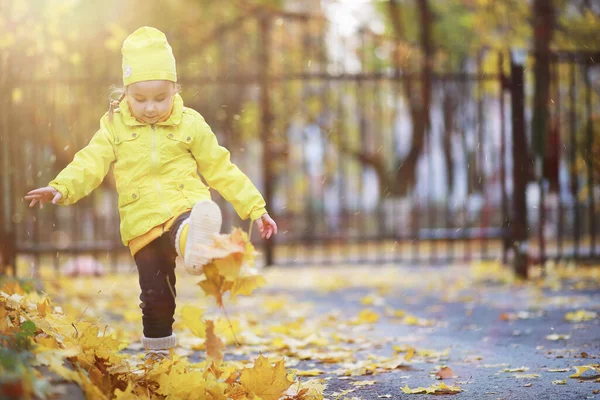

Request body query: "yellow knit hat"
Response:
[121, 27, 177, 86]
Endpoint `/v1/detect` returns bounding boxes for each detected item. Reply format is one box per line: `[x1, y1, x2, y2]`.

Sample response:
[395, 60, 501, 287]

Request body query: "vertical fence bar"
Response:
[50, 64, 61, 274]
[461, 86, 471, 263]
[476, 53, 487, 260]
[336, 77, 345, 264]
[302, 19, 314, 265]
[510, 50, 529, 279]
[426, 97, 435, 264]
[340, 36, 350, 263]
[0, 51, 15, 275]
[356, 29, 366, 264]
[32, 60, 42, 272]
[569, 59, 580, 261]
[553, 57, 564, 260]
[499, 52, 509, 264]
[584, 64, 595, 258]
[259, 14, 274, 266]
[318, 17, 330, 265]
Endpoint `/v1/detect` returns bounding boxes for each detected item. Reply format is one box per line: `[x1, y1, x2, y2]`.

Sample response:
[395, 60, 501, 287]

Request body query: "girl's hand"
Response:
[24, 187, 62, 209]
[256, 213, 278, 239]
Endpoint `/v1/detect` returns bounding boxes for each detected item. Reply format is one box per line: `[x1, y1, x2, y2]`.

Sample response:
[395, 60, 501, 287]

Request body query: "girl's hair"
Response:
[107, 82, 181, 122]
[108, 86, 127, 122]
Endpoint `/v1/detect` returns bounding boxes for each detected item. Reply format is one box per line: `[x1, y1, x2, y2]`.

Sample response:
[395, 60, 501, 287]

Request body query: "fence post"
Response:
[0, 232, 17, 276]
[259, 13, 274, 266]
[0, 49, 17, 277]
[510, 49, 529, 279]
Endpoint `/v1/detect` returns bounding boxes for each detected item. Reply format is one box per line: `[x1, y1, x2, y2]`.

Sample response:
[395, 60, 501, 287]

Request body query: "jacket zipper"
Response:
[151, 124, 173, 222]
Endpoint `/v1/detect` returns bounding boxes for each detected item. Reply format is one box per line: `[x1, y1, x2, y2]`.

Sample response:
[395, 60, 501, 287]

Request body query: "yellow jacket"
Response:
[49, 94, 267, 246]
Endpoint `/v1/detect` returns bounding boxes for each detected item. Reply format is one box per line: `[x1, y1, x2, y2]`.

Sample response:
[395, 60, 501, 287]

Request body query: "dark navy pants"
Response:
[133, 211, 190, 338]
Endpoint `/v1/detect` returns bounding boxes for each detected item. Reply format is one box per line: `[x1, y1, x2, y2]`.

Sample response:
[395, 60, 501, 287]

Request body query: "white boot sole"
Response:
[184, 200, 222, 275]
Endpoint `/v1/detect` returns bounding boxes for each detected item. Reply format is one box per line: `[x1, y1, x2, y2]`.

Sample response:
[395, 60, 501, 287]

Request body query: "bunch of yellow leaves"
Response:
[2, 278, 325, 399]
[196, 228, 266, 307]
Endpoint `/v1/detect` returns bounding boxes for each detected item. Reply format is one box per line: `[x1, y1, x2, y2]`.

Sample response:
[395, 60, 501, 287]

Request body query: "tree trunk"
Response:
[388, 0, 432, 197]
[532, 0, 555, 164]
[442, 90, 455, 195]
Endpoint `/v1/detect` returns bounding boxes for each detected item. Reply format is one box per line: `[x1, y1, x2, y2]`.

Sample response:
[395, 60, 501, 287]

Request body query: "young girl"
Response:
[24, 26, 277, 361]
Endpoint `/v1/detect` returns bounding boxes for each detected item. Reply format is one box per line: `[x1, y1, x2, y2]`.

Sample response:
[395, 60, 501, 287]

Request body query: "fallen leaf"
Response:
[401, 382, 462, 394]
[352, 380, 376, 387]
[570, 365, 600, 379]
[552, 379, 567, 385]
[436, 366, 454, 379]
[564, 310, 597, 323]
[546, 334, 571, 341]
[296, 369, 325, 377]
[503, 366, 529, 373]
[350, 309, 379, 325]
[238, 354, 294, 400]
[514, 374, 540, 379]
[404, 347, 415, 362]
[283, 378, 326, 400]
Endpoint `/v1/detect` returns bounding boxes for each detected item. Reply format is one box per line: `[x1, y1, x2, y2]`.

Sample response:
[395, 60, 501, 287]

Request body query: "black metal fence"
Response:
[0, 11, 598, 274]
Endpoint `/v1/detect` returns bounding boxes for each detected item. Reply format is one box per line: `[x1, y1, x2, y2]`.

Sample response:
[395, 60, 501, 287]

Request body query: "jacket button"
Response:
[169, 134, 174, 138]
[179, 184, 183, 189]
[132, 133, 137, 138]
[132, 193, 137, 199]
[186, 137, 191, 141]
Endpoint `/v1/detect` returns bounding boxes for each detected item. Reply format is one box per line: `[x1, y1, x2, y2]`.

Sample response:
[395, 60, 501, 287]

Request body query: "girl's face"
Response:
[126, 80, 175, 124]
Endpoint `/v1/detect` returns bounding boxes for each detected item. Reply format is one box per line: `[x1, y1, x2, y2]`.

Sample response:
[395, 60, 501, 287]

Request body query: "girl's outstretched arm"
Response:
[189, 113, 268, 223]
[42, 117, 115, 205]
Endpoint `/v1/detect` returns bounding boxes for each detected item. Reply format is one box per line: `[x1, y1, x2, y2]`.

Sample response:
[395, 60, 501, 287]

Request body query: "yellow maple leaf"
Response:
[283, 378, 326, 400]
[515, 374, 540, 379]
[156, 368, 207, 397]
[231, 275, 267, 299]
[296, 369, 326, 376]
[181, 304, 206, 338]
[570, 365, 600, 379]
[211, 254, 244, 279]
[402, 382, 462, 394]
[349, 309, 379, 325]
[206, 320, 225, 363]
[239, 354, 294, 400]
[352, 380, 376, 387]
[198, 264, 234, 307]
[565, 310, 597, 322]
[36, 296, 51, 317]
[113, 382, 139, 399]
[230, 228, 257, 265]
[1, 280, 25, 295]
[404, 347, 415, 362]
[546, 334, 570, 341]
[503, 366, 529, 373]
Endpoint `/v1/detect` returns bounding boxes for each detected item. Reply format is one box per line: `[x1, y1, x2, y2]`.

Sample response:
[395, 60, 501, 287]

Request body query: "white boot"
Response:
[177, 200, 222, 275]
[142, 334, 177, 363]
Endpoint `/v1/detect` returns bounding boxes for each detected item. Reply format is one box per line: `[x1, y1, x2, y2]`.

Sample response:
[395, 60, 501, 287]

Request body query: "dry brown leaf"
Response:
[205, 320, 225, 363]
[436, 366, 454, 379]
